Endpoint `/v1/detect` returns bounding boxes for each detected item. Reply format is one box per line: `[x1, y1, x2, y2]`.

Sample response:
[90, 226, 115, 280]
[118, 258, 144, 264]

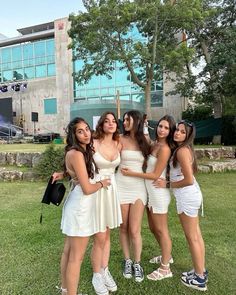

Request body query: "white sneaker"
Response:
[101, 267, 117, 292]
[92, 273, 109, 295]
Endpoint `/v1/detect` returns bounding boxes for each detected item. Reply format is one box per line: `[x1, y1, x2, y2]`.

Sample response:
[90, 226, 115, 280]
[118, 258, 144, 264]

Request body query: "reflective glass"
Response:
[12, 46, 22, 61]
[2, 48, 11, 62]
[13, 69, 24, 80]
[46, 39, 54, 56]
[34, 41, 45, 57]
[3, 70, 13, 81]
[36, 65, 46, 78]
[47, 64, 55, 76]
[24, 67, 35, 79]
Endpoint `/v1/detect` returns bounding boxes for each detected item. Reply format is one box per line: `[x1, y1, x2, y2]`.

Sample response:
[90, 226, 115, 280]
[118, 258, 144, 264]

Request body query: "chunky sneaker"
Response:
[102, 267, 117, 292]
[92, 273, 109, 295]
[181, 272, 207, 292]
[149, 255, 174, 264]
[182, 269, 208, 282]
[133, 262, 144, 283]
[123, 259, 133, 279]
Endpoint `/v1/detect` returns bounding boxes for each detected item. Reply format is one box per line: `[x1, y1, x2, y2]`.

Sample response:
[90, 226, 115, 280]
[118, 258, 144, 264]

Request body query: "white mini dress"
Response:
[145, 155, 171, 214]
[116, 150, 147, 205]
[93, 151, 122, 232]
[170, 160, 202, 217]
[61, 181, 98, 237]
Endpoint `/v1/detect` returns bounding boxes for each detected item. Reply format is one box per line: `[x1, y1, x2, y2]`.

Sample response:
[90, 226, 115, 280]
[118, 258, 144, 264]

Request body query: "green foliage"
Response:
[34, 144, 64, 179]
[182, 104, 213, 121]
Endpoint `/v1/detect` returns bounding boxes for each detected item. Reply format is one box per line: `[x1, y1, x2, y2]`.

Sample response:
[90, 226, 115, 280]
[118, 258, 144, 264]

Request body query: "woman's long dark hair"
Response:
[172, 120, 197, 173]
[155, 115, 176, 151]
[93, 111, 120, 141]
[123, 110, 150, 172]
[64, 117, 98, 178]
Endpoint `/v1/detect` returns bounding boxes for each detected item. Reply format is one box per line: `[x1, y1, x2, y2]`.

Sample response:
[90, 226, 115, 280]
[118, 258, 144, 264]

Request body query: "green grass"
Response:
[0, 143, 64, 153]
[0, 172, 236, 295]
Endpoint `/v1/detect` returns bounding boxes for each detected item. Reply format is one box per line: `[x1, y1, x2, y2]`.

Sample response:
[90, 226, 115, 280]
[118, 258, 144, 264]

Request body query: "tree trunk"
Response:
[144, 81, 152, 119]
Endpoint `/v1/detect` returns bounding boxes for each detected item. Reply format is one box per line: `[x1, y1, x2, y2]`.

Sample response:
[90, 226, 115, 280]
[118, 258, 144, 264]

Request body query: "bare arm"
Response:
[121, 146, 171, 180]
[156, 147, 194, 188]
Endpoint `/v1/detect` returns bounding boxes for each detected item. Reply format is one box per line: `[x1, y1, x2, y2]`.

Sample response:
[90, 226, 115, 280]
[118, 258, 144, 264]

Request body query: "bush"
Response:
[34, 144, 64, 179]
[182, 104, 213, 121]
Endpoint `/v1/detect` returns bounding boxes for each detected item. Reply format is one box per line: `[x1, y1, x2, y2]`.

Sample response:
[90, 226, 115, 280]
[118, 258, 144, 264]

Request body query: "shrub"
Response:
[34, 144, 64, 179]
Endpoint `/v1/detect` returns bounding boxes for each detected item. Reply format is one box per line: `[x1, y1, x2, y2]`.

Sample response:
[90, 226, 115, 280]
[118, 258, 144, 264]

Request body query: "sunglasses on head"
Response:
[178, 120, 193, 127]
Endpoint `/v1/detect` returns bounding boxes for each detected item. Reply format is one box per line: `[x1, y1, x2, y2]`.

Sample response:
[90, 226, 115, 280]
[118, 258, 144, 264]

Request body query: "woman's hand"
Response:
[52, 172, 64, 183]
[100, 178, 111, 189]
[121, 167, 132, 176]
[153, 177, 168, 188]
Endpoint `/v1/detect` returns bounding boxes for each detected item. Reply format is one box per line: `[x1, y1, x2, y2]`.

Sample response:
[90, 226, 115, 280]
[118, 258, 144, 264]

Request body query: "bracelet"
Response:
[98, 181, 103, 188]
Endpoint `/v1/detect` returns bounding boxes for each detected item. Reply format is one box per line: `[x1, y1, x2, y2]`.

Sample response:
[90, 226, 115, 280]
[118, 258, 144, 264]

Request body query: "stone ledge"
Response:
[195, 147, 235, 160]
[198, 159, 236, 173]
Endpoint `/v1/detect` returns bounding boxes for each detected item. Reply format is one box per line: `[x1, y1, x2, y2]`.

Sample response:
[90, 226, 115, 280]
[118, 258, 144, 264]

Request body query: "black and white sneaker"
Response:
[123, 259, 133, 279]
[181, 272, 207, 292]
[133, 262, 144, 283]
[182, 269, 208, 282]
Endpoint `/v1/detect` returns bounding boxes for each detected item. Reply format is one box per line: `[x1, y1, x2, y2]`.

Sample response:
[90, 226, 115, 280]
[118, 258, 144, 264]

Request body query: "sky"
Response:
[0, 0, 85, 37]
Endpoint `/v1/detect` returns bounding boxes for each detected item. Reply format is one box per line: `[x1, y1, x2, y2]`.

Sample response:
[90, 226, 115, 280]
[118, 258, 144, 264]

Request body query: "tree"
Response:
[68, 0, 198, 118]
[174, 1, 236, 121]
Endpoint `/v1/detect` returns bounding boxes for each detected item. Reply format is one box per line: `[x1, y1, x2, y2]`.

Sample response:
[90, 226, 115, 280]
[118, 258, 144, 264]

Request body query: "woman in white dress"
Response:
[121, 115, 176, 281]
[57, 117, 111, 295]
[156, 121, 207, 291]
[116, 110, 150, 282]
[91, 112, 122, 295]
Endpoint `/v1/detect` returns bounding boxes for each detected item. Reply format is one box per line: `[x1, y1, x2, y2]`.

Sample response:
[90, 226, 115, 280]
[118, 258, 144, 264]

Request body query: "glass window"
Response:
[44, 98, 57, 114]
[46, 39, 55, 56]
[2, 48, 11, 62]
[23, 44, 34, 67]
[47, 64, 55, 76]
[151, 91, 163, 107]
[24, 67, 35, 79]
[36, 65, 46, 78]
[13, 69, 24, 80]
[34, 41, 45, 57]
[12, 46, 22, 62]
[3, 70, 13, 81]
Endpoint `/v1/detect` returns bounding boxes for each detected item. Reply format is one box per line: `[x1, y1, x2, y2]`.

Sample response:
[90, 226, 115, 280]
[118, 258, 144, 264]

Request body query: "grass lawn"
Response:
[0, 143, 64, 153]
[0, 172, 236, 295]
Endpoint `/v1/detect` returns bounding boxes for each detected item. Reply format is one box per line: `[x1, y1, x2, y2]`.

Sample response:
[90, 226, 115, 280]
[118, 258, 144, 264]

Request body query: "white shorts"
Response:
[172, 181, 202, 217]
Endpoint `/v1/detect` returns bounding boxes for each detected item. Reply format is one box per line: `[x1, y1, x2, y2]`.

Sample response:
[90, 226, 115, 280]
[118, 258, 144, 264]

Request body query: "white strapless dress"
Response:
[116, 150, 147, 205]
[145, 155, 171, 214]
[93, 151, 122, 232]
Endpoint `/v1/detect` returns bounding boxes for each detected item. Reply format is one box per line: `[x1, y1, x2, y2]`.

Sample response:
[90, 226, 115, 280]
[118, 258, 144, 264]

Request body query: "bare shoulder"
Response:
[66, 149, 83, 160]
[176, 146, 191, 160]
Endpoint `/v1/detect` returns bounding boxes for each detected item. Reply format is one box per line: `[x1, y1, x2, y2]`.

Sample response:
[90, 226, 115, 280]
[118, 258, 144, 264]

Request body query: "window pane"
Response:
[2, 48, 11, 62]
[34, 42, 45, 57]
[13, 69, 24, 80]
[47, 64, 55, 76]
[36, 65, 46, 78]
[3, 70, 13, 81]
[44, 98, 57, 114]
[46, 39, 55, 56]
[12, 46, 22, 62]
[24, 67, 35, 79]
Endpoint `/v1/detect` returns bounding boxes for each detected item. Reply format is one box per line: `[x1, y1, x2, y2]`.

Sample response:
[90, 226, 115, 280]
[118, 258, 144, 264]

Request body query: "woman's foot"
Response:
[147, 261, 173, 281]
[149, 255, 174, 264]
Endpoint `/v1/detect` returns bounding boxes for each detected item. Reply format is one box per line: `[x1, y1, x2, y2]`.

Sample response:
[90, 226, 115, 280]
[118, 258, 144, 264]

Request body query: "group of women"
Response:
[52, 110, 208, 295]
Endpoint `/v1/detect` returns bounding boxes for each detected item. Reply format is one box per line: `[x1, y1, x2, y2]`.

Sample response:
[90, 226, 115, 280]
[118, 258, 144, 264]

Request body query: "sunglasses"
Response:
[178, 120, 194, 127]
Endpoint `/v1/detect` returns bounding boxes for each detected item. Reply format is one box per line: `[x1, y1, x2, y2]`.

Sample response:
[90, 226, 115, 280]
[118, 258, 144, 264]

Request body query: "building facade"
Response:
[0, 17, 185, 135]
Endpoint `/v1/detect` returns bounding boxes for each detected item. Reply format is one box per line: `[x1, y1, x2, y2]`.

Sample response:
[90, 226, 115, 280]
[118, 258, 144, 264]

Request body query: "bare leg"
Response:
[101, 229, 110, 269]
[179, 213, 205, 275]
[60, 237, 70, 294]
[150, 212, 172, 266]
[91, 231, 107, 273]
[66, 236, 90, 295]
[128, 200, 145, 262]
[119, 204, 131, 259]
